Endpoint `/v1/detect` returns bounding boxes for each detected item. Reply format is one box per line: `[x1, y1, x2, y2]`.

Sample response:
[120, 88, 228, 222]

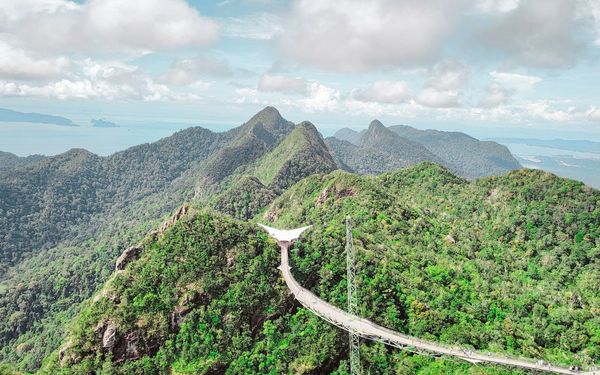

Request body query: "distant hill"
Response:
[331, 122, 520, 179]
[0, 151, 45, 172]
[91, 118, 119, 128]
[251, 121, 337, 192]
[197, 106, 295, 188]
[46, 163, 599, 374]
[0, 108, 77, 126]
[211, 120, 336, 219]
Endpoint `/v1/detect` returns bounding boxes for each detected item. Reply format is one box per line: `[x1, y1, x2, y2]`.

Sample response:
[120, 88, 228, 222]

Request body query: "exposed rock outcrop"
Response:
[113, 331, 145, 363]
[102, 322, 117, 350]
[316, 187, 329, 205]
[169, 290, 211, 332]
[58, 340, 75, 367]
[115, 245, 143, 271]
[158, 204, 190, 235]
[336, 187, 357, 199]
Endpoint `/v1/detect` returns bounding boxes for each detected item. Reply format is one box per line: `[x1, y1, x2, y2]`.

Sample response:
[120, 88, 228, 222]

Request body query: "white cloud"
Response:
[587, 0, 600, 46]
[0, 58, 202, 102]
[0, 77, 200, 102]
[416, 60, 468, 108]
[489, 71, 541, 90]
[587, 107, 600, 121]
[416, 87, 460, 108]
[0, 41, 69, 80]
[221, 12, 283, 40]
[0, 1, 218, 101]
[0, 0, 79, 25]
[142, 79, 201, 102]
[258, 74, 308, 94]
[523, 101, 575, 122]
[234, 87, 261, 104]
[345, 97, 423, 118]
[297, 82, 340, 112]
[350, 80, 410, 104]
[279, 0, 468, 72]
[426, 60, 469, 90]
[2, 0, 218, 55]
[0, 79, 128, 100]
[475, 0, 520, 13]
[162, 56, 231, 86]
[481, 0, 583, 68]
[478, 83, 513, 108]
[80, 59, 139, 83]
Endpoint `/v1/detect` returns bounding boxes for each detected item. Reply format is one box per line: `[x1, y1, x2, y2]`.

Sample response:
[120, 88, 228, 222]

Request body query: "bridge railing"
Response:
[279, 241, 596, 375]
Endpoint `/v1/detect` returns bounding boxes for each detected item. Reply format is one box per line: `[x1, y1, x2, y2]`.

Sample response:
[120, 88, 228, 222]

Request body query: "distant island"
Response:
[0, 107, 77, 127]
[91, 118, 119, 128]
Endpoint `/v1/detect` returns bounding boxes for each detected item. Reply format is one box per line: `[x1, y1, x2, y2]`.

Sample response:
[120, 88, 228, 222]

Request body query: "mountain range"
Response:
[44, 164, 600, 374]
[329, 121, 521, 179]
[0, 107, 597, 374]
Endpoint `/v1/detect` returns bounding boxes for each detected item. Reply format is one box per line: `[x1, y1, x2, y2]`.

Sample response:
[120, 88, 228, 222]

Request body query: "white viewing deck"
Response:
[257, 223, 598, 375]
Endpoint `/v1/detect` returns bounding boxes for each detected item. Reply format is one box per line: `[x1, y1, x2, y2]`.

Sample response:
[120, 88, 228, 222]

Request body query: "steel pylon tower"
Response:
[346, 216, 360, 375]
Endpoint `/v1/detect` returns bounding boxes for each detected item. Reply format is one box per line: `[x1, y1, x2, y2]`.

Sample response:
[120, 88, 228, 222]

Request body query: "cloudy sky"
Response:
[1, 0, 600, 154]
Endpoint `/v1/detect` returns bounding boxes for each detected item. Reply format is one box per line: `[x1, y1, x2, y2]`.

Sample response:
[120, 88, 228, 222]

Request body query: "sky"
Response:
[1, 0, 600, 156]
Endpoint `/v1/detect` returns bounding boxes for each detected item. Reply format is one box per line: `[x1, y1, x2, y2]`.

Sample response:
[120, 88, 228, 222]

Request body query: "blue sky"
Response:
[1, 0, 600, 155]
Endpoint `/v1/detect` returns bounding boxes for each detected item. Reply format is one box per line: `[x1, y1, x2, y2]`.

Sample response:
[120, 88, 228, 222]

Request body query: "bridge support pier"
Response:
[346, 216, 361, 375]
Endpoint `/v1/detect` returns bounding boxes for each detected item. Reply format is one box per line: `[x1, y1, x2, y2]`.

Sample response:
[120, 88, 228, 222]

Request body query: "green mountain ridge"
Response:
[252, 121, 337, 191]
[332, 122, 521, 179]
[43, 163, 599, 374]
[195, 106, 295, 189]
[0, 151, 46, 173]
[0, 107, 338, 371]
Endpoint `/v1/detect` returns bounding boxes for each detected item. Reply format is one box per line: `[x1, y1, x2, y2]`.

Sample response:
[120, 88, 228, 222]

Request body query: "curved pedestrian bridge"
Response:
[258, 224, 598, 375]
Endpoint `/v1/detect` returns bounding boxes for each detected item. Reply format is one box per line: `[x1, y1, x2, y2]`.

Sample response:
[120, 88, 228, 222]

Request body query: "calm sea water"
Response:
[0, 121, 236, 156]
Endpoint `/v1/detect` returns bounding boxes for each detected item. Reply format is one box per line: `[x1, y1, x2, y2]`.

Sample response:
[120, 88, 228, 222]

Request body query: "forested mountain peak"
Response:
[0, 151, 45, 173]
[25, 148, 100, 175]
[53, 148, 97, 161]
[294, 121, 326, 144]
[361, 119, 395, 144]
[195, 108, 295, 186]
[357, 120, 445, 167]
[332, 127, 362, 145]
[209, 119, 337, 221]
[44, 162, 599, 374]
[241, 106, 294, 139]
[329, 120, 520, 179]
[250, 119, 336, 192]
[367, 119, 385, 131]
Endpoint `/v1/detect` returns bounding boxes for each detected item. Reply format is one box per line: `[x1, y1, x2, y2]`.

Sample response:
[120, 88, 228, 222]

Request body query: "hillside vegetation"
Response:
[0, 107, 335, 371]
[46, 163, 599, 374]
[331, 121, 520, 179]
[0, 151, 45, 173]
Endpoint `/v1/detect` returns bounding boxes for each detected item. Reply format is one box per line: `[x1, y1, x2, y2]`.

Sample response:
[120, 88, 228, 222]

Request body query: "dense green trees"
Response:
[43, 163, 599, 374]
[0, 151, 45, 173]
[0, 107, 337, 371]
[0, 127, 225, 270]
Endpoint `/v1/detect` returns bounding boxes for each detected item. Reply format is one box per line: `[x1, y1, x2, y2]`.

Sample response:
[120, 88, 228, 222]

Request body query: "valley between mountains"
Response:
[0, 107, 598, 374]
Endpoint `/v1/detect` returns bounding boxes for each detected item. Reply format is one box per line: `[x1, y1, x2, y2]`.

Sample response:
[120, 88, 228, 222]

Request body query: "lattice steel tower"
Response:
[346, 216, 360, 375]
